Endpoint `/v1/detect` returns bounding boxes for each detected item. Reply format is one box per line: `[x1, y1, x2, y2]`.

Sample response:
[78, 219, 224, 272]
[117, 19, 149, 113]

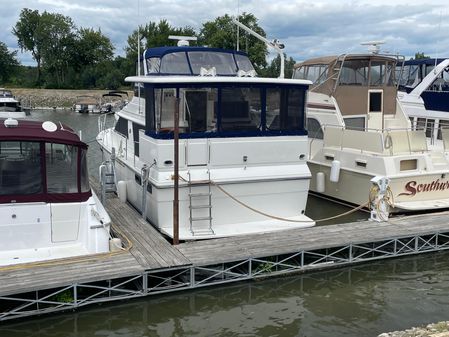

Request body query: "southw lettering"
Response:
[398, 179, 449, 197]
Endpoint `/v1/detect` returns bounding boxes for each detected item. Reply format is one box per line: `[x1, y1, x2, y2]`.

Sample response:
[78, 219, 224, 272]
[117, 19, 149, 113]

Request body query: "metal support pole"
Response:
[173, 97, 180, 245]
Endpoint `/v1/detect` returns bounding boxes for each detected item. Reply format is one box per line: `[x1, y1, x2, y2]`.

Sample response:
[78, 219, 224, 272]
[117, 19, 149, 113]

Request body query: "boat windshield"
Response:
[0, 140, 90, 202]
[144, 83, 307, 137]
[0, 90, 13, 98]
[148, 49, 256, 76]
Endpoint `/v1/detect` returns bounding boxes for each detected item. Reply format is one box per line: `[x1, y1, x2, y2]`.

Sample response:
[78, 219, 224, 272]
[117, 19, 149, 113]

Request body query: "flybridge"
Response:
[141, 46, 256, 76]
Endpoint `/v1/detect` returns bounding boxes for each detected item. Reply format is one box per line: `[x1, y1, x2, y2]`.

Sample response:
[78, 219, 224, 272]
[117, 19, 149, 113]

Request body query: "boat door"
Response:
[185, 91, 209, 166]
[367, 89, 383, 130]
[51, 203, 81, 242]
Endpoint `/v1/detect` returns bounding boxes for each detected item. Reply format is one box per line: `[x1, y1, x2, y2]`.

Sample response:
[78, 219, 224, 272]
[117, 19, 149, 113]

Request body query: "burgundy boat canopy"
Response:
[0, 119, 92, 204]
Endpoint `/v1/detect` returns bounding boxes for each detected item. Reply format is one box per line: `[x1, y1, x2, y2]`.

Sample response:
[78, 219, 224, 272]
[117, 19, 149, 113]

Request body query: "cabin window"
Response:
[115, 117, 128, 138]
[160, 52, 190, 74]
[0, 141, 43, 196]
[220, 87, 261, 131]
[185, 89, 217, 132]
[80, 148, 90, 193]
[146, 84, 308, 137]
[425, 119, 435, 138]
[416, 118, 426, 131]
[307, 118, 323, 139]
[267, 88, 305, 131]
[339, 60, 369, 85]
[146, 57, 161, 74]
[438, 120, 449, 140]
[133, 84, 146, 99]
[235, 54, 255, 73]
[46, 143, 78, 193]
[344, 117, 365, 130]
[295, 65, 328, 84]
[133, 123, 145, 156]
[188, 51, 237, 75]
[293, 67, 306, 80]
[369, 61, 385, 86]
[400, 159, 417, 171]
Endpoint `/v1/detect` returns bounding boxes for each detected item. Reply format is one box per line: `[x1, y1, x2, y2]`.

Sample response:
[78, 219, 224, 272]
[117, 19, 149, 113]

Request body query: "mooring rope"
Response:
[179, 174, 371, 224]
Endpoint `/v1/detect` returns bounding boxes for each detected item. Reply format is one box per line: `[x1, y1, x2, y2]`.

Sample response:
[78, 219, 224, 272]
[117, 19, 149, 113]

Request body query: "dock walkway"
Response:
[1, 181, 449, 321]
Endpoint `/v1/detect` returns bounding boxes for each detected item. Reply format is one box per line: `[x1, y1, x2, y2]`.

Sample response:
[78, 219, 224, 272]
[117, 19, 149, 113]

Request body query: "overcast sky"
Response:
[2, 0, 449, 66]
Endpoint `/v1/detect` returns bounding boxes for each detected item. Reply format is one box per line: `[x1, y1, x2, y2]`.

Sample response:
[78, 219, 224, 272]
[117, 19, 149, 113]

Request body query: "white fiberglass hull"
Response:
[100, 132, 315, 240]
[308, 161, 449, 212]
[0, 192, 111, 267]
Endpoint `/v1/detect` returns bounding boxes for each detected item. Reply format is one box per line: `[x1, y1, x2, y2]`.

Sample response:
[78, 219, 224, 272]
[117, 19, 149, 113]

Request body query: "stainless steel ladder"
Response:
[100, 160, 116, 204]
[188, 170, 214, 236]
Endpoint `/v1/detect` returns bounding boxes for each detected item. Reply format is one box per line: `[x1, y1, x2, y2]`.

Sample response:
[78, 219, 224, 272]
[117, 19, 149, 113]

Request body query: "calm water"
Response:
[1, 110, 446, 336]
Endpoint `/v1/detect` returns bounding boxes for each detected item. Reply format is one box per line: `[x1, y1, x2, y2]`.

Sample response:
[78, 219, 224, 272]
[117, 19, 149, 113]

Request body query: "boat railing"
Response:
[441, 129, 449, 151]
[322, 124, 428, 155]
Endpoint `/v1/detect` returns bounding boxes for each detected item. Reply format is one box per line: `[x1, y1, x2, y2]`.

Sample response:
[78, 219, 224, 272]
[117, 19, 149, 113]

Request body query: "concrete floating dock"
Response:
[1, 182, 449, 321]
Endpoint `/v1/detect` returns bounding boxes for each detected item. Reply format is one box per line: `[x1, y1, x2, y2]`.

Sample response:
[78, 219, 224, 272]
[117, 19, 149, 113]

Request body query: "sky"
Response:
[1, 0, 449, 66]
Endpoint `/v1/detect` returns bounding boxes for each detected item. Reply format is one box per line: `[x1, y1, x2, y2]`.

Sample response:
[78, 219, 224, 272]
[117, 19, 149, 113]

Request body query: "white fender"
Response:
[316, 172, 325, 193]
[117, 180, 127, 203]
[330, 160, 341, 183]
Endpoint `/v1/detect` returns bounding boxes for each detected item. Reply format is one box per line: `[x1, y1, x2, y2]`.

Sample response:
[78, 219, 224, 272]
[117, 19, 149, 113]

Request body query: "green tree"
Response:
[258, 54, 296, 78]
[73, 28, 114, 69]
[199, 13, 268, 72]
[0, 41, 19, 83]
[413, 52, 430, 60]
[126, 20, 196, 62]
[39, 11, 76, 87]
[12, 8, 42, 84]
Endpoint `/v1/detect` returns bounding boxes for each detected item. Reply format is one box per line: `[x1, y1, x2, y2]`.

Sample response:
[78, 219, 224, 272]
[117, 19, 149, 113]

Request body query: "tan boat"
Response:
[294, 52, 449, 212]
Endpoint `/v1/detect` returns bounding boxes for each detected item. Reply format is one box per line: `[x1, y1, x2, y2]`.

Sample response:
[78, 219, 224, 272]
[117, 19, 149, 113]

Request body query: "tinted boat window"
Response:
[0, 141, 42, 195]
[307, 118, 323, 139]
[220, 87, 261, 131]
[80, 148, 90, 193]
[267, 88, 305, 131]
[46, 143, 78, 193]
[115, 117, 128, 138]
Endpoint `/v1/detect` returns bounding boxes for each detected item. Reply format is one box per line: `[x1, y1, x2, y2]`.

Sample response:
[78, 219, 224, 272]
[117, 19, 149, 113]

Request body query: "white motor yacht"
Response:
[397, 58, 449, 149]
[0, 118, 111, 266]
[97, 43, 315, 240]
[0, 88, 28, 119]
[293, 53, 449, 213]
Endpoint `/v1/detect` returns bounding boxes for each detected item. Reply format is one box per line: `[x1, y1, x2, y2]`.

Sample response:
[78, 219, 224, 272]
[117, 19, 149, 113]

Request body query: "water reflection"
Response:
[2, 253, 449, 337]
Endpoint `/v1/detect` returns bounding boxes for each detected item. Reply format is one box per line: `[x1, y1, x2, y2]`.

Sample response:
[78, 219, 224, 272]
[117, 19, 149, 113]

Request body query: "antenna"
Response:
[231, 18, 285, 78]
[236, 0, 240, 51]
[360, 40, 385, 54]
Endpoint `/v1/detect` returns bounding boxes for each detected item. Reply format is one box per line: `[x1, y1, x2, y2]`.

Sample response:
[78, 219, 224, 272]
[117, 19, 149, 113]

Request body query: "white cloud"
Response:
[2, 0, 449, 66]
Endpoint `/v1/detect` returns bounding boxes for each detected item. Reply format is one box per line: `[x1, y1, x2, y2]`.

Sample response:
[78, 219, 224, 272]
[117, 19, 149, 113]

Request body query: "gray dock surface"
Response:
[177, 212, 449, 265]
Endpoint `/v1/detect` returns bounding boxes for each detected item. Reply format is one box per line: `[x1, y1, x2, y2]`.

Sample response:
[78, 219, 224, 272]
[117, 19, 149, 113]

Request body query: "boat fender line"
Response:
[178, 174, 368, 223]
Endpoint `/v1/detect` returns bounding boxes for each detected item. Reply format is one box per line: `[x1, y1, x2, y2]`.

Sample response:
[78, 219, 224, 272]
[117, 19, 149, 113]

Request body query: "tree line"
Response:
[0, 9, 295, 90]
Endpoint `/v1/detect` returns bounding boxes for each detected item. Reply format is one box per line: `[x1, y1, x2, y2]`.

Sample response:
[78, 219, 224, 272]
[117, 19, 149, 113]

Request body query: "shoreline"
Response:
[10, 88, 133, 110]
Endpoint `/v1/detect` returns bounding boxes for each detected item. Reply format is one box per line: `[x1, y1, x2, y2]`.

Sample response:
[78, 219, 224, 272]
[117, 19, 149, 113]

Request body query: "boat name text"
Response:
[398, 179, 449, 197]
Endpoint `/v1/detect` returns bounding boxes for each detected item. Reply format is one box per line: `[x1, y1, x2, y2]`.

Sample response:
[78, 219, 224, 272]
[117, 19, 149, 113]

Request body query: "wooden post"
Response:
[173, 96, 180, 245]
